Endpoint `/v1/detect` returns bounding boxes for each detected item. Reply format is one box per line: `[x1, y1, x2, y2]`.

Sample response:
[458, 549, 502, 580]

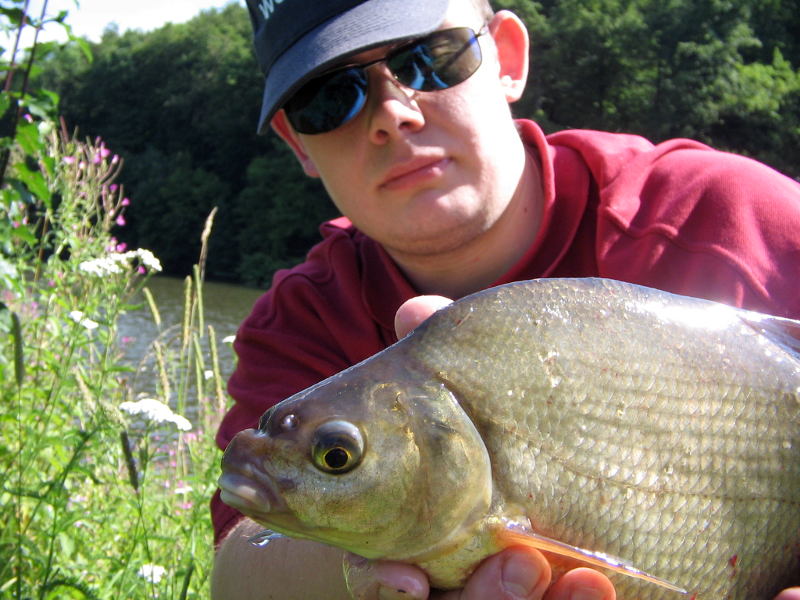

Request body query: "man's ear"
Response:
[488, 10, 529, 103]
[271, 110, 320, 177]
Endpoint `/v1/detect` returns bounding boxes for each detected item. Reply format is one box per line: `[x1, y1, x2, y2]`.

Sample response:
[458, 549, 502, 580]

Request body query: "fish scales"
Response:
[409, 279, 800, 597]
[219, 278, 800, 598]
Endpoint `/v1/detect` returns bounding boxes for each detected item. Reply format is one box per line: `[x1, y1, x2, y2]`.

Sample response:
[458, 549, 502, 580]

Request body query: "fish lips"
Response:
[219, 429, 290, 519]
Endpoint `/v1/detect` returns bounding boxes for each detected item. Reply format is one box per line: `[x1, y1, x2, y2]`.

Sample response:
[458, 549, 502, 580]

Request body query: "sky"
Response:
[12, 0, 240, 46]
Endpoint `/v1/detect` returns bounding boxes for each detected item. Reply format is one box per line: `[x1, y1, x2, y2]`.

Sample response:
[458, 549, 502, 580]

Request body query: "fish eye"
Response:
[311, 420, 364, 475]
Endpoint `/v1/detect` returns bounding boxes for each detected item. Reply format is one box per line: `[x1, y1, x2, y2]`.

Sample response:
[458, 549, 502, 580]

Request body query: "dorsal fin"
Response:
[740, 312, 800, 358]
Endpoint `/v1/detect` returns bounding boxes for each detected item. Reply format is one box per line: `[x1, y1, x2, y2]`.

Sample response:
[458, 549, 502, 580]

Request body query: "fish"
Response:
[219, 277, 800, 598]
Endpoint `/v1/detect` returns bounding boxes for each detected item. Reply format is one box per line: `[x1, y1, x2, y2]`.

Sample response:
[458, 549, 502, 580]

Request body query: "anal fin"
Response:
[496, 525, 688, 595]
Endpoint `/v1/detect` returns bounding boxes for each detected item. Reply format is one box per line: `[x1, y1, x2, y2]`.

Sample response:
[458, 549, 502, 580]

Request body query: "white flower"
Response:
[79, 256, 122, 276]
[120, 398, 192, 431]
[138, 563, 166, 584]
[135, 248, 162, 272]
[203, 369, 214, 380]
[222, 335, 236, 344]
[69, 310, 99, 330]
[78, 248, 162, 277]
[174, 485, 193, 495]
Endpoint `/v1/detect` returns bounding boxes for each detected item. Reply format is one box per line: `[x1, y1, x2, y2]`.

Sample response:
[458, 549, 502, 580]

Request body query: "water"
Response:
[118, 276, 264, 394]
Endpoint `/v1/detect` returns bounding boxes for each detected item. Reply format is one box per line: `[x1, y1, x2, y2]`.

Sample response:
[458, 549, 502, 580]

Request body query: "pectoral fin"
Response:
[496, 525, 688, 595]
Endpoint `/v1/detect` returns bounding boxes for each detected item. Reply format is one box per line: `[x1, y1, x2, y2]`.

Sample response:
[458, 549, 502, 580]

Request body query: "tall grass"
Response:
[0, 126, 225, 598]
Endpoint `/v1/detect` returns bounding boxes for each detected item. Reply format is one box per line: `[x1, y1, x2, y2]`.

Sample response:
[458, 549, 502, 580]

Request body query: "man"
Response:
[211, 0, 800, 598]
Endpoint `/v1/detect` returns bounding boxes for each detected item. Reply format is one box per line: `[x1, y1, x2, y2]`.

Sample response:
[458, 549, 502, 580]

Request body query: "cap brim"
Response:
[256, 0, 450, 134]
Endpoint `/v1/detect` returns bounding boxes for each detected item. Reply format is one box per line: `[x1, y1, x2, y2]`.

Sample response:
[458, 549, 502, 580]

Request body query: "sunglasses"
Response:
[284, 26, 488, 135]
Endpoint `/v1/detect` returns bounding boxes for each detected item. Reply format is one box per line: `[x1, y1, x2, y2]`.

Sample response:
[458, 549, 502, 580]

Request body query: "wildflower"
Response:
[63, 156, 76, 165]
[115, 214, 126, 227]
[174, 484, 193, 495]
[204, 369, 214, 380]
[138, 564, 166, 584]
[136, 249, 162, 272]
[79, 256, 123, 276]
[222, 335, 236, 344]
[121, 197, 131, 206]
[69, 310, 99, 331]
[120, 398, 192, 431]
[116, 242, 128, 253]
[78, 249, 162, 277]
[23, 113, 33, 122]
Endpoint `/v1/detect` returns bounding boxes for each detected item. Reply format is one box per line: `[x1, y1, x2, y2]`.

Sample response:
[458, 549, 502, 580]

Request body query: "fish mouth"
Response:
[219, 428, 290, 520]
[218, 470, 287, 521]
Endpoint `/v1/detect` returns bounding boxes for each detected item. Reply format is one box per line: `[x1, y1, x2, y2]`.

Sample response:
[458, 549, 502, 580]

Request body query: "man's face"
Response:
[275, 1, 529, 267]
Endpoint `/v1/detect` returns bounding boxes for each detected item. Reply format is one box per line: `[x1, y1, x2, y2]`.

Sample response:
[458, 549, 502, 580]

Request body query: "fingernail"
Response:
[378, 586, 413, 600]
[569, 586, 605, 600]
[376, 576, 426, 600]
[502, 553, 542, 599]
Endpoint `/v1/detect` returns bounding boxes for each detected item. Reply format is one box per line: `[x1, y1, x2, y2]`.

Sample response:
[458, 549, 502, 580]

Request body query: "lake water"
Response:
[118, 276, 265, 393]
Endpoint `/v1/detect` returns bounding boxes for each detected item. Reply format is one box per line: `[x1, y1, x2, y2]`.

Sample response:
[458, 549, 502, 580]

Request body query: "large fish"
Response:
[219, 278, 800, 598]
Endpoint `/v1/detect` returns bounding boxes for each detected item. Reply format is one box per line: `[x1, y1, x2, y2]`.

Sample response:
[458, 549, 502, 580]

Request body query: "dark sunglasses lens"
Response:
[285, 67, 368, 134]
[388, 28, 482, 92]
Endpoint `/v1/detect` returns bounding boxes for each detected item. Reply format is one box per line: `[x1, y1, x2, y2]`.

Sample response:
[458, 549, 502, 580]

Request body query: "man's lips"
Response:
[379, 156, 451, 191]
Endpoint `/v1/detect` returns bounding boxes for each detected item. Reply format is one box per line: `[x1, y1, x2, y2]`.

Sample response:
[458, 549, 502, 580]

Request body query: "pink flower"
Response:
[138, 266, 146, 275]
[121, 197, 131, 206]
[116, 242, 127, 252]
[115, 214, 126, 227]
[63, 156, 76, 165]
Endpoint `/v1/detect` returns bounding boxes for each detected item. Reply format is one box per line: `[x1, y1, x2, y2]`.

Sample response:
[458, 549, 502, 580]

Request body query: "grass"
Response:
[0, 127, 227, 599]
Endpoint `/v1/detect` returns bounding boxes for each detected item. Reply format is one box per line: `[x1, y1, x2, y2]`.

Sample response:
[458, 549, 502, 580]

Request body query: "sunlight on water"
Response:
[118, 276, 264, 399]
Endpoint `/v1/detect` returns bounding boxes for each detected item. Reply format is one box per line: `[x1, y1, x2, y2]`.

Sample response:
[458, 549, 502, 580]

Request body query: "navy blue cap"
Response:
[245, 0, 450, 134]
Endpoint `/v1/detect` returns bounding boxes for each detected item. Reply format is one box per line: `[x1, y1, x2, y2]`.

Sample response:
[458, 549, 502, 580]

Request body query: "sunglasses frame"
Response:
[284, 24, 489, 135]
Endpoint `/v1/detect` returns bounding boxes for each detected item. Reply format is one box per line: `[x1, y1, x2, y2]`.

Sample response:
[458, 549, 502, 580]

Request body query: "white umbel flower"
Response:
[120, 398, 192, 431]
[138, 563, 166, 584]
[79, 248, 162, 276]
[69, 310, 99, 330]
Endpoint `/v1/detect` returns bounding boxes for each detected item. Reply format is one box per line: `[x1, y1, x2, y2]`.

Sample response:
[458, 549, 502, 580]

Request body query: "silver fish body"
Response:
[220, 278, 800, 598]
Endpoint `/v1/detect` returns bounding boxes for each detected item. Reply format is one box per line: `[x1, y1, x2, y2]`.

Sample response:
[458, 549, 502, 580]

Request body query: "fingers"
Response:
[775, 589, 800, 600]
[344, 553, 429, 599]
[543, 568, 616, 600]
[394, 295, 452, 339]
[433, 546, 551, 600]
[345, 547, 553, 600]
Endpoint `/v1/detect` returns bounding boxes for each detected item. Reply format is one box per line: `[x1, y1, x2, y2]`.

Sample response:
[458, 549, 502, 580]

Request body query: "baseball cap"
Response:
[245, 0, 451, 134]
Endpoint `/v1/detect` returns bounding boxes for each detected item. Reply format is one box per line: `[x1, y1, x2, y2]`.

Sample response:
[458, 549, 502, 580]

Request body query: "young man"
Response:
[211, 0, 800, 598]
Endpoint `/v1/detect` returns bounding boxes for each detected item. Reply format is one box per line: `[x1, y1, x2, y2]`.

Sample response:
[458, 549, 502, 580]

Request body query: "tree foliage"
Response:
[37, 0, 800, 284]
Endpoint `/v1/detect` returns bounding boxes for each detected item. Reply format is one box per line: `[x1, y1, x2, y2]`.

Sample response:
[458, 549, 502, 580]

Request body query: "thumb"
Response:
[395, 295, 453, 339]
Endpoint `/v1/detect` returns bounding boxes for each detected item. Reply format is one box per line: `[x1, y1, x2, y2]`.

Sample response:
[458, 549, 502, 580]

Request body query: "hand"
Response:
[344, 547, 615, 600]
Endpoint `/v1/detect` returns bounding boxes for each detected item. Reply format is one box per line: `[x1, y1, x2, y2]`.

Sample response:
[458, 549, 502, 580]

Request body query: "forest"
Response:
[38, 0, 800, 286]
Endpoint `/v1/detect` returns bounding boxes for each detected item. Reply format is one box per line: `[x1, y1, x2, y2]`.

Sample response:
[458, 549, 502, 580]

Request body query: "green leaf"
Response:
[11, 311, 24, 387]
[12, 163, 50, 203]
[14, 119, 45, 155]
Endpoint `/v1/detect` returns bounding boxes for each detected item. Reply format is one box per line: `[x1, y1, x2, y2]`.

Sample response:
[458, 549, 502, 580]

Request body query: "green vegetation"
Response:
[1, 0, 798, 595]
[33, 0, 799, 285]
[1, 4, 226, 597]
